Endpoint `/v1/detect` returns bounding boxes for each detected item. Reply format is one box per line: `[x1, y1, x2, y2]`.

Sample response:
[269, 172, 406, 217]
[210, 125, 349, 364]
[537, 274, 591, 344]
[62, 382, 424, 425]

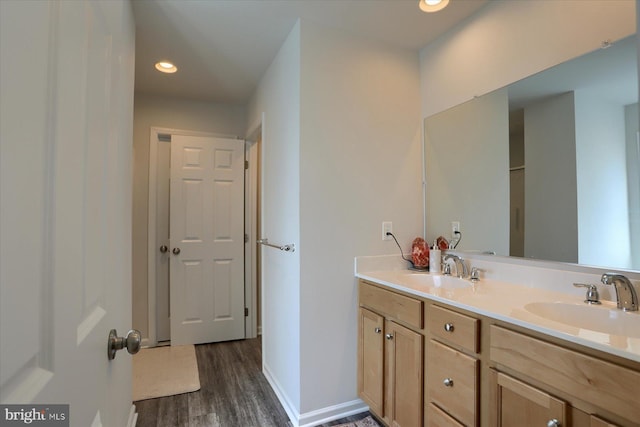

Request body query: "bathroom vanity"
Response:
[355, 256, 640, 427]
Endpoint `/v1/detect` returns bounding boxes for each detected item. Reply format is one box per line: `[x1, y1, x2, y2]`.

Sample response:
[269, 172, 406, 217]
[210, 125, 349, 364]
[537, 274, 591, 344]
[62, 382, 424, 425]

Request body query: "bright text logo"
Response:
[0, 405, 69, 426]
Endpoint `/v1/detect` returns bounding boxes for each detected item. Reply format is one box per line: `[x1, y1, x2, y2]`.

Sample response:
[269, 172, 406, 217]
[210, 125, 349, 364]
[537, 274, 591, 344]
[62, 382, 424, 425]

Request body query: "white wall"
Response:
[626, 103, 640, 269]
[245, 21, 302, 419]
[524, 92, 578, 263]
[420, 0, 636, 118]
[424, 88, 509, 254]
[132, 93, 246, 337]
[575, 90, 631, 268]
[245, 18, 422, 425]
[298, 21, 422, 420]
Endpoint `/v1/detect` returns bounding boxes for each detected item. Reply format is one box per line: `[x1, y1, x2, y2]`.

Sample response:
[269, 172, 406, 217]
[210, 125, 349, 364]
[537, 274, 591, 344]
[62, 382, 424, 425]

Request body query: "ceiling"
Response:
[131, 0, 489, 104]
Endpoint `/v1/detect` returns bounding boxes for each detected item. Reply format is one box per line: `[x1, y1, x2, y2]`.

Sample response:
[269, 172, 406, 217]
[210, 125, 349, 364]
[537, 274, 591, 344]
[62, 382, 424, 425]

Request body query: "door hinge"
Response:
[245, 160, 249, 170]
[244, 234, 249, 243]
[244, 307, 249, 317]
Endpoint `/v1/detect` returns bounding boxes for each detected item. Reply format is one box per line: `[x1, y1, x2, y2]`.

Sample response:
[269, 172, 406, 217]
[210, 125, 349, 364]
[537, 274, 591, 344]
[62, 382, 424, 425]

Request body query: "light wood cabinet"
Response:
[357, 279, 639, 427]
[427, 304, 479, 353]
[427, 403, 465, 427]
[426, 305, 480, 427]
[490, 325, 640, 414]
[572, 410, 621, 427]
[384, 320, 423, 427]
[426, 340, 478, 426]
[358, 281, 424, 427]
[489, 369, 567, 427]
[358, 307, 384, 416]
[490, 325, 640, 425]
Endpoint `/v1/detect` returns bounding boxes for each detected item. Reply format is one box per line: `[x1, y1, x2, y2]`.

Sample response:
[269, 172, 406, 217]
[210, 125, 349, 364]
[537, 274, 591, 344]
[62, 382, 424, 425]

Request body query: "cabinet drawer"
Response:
[427, 340, 478, 427]
[428, 305, 479, 353]
[427, 403, 464, 427]
[359, 281, 423, 329]
[490, 325, 640, 423]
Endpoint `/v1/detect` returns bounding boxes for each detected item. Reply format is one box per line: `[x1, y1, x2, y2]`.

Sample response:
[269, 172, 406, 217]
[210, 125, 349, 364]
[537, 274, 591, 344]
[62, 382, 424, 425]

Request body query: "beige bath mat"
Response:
[133, 344, 200, 401]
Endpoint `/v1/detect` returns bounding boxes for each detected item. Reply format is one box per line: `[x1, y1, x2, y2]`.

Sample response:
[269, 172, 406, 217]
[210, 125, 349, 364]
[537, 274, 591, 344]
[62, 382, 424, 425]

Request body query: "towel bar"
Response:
[257, 238, 295, 252]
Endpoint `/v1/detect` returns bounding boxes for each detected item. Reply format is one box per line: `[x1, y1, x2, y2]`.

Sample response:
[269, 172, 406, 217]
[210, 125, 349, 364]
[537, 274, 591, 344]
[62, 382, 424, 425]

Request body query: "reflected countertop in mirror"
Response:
[424, 35, 639, 271]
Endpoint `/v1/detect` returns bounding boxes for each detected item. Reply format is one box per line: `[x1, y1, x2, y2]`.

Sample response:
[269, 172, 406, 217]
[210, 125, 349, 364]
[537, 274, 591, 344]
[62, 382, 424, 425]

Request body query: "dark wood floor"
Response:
[135, 338, 374, 427]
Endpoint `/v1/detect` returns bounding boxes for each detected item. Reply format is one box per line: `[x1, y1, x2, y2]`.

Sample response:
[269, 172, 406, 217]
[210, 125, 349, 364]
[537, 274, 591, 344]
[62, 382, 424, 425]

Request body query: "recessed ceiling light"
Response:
[155, 61, 177, 74]
[419, 0, 449, 13]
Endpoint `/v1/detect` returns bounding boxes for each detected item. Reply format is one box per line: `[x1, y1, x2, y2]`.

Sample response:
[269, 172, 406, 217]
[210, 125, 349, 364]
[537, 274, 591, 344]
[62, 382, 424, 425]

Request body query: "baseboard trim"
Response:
[127, 404, 137, 427]
[262, 362, 301, 426]
[261, 365, 368, 427]
[298, 399, 368, 427]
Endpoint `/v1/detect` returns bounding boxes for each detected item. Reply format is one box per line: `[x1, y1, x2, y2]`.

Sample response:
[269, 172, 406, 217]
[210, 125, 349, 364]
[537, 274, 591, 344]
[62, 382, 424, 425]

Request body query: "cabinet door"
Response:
[573, 409, 621, 427]
[490, 370, 567, 427]
[358, 307, 385, 416]
[385, 320, 424, 427]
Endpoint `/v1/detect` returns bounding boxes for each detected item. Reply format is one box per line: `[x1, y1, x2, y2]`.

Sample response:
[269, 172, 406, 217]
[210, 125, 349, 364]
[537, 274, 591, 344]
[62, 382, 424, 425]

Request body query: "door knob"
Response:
[108, 329, 141, 360]
[159, 245, 168, 253]
[172, 247, 181, 255]
[385, 333, 394, 340]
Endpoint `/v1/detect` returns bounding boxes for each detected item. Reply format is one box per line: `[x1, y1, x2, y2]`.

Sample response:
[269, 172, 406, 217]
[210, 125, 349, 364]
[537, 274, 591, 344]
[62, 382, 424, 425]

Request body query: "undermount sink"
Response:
[524, 301, 640, 338]
[401, 273, 471, 289]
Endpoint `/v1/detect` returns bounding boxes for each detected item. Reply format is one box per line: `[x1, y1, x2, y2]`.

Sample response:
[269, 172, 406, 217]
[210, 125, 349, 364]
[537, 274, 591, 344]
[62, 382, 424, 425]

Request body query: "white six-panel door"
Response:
[169, 135, 246, 345]
[0, 1, 135, 426]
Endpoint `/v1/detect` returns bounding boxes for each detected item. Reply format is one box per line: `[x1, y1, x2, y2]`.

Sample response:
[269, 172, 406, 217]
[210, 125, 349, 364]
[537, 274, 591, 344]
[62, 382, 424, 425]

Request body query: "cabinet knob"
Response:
[385, 333, 394, 340]
[444, 323, 455, 332]
[547, 419, 560, 427]
[443, 378, 454, 387]
[374, 327, 382, 334]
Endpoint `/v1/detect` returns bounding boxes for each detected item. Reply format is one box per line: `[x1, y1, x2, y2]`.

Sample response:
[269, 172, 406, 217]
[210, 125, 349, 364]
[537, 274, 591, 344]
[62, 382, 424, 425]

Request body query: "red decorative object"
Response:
[411, 237, 429, 268]
[436, 236, 449, 250]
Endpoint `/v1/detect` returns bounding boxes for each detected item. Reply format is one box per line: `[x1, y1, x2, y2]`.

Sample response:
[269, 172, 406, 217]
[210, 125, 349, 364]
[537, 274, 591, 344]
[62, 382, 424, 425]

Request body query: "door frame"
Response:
[146, 127, 256, 347]
[245, 115, 264, 338]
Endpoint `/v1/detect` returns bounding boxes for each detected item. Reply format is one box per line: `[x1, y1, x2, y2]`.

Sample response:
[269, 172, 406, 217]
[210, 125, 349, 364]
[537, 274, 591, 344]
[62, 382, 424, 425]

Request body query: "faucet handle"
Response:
[573, 283, 601, 305]
[470, 267, 483, 282]
[443, 263, 452, 276]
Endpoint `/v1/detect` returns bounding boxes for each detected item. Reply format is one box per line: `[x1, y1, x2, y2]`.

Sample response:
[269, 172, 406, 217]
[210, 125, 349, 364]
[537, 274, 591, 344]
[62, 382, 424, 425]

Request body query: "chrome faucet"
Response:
[601, 273, 638, 312]
[443, 254, 468, 279]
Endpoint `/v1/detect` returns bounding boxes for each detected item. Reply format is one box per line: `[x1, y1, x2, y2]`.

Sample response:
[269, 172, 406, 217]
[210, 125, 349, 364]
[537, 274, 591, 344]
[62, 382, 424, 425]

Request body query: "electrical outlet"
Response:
[382, 221, 393, 241]
[451, 221, 460, 239]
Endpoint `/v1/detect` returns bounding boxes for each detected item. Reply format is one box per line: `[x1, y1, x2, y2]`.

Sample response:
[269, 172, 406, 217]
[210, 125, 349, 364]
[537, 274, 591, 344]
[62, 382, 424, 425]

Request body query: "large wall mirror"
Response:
[424, 34, 639, 271]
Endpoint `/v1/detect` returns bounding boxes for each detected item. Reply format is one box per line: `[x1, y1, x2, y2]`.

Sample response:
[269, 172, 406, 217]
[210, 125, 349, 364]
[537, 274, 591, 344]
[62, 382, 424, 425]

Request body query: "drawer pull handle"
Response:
[547, 419, 560, 427]
[443, 378, 454, 387]
[444, 323, 455, 332]
[374, 327, 382, 334]
[385, 333, 394, 340]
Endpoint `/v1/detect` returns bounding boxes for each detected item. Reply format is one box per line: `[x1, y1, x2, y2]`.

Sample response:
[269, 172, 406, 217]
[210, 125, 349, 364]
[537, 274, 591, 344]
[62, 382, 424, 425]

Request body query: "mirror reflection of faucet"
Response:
[443, 254, 468, 279]
[469, 267, 482, 282]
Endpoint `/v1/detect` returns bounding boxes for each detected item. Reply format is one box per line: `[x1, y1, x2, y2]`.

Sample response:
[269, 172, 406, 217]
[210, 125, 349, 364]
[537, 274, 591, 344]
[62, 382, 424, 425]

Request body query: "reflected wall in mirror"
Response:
[424, 35, 639, 271]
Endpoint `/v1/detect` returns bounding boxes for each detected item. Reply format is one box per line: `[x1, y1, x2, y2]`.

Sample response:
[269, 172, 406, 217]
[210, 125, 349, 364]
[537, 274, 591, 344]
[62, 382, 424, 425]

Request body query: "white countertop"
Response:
[356, 269, 640, 363]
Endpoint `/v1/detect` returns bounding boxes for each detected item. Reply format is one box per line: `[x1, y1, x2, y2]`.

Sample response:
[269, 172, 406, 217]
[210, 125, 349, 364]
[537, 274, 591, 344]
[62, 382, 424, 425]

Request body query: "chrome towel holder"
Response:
[258, 238, 295, 252]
